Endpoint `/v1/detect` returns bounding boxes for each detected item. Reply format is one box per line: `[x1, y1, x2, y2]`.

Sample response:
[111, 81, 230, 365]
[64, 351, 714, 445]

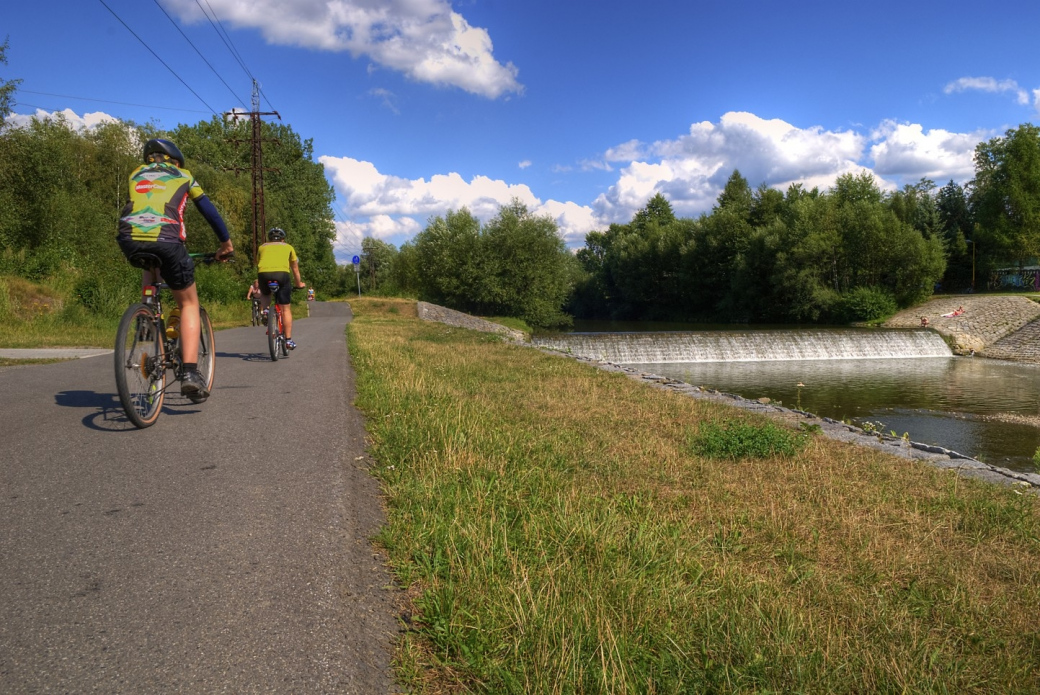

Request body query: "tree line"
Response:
[363, 122, 1040, 327]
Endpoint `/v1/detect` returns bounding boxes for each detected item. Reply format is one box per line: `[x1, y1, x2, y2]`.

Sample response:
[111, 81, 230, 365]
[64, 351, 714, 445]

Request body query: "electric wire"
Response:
[196, 0, 278, 112]
[97, 0, 218, 115]
[18, 89, 210, 114]
[152, 0, 249, 111]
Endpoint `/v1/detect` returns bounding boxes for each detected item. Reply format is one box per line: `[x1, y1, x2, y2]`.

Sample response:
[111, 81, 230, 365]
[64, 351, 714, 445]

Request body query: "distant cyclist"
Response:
[256, 227, 305, 349]
[116, 138, 233, 402]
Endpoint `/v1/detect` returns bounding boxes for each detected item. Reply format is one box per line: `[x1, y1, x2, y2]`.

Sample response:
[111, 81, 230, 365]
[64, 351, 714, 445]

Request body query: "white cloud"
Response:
[6, 108, 119, 131]
[518, 160, 531, 169]
[944, 76, 1031, 106]
[320, 154, 600, 250]
[869, 120, 983, 182]
[592, 112, 868, 222]
[321, 110, 992, 256]
[162, 0, 521, 99]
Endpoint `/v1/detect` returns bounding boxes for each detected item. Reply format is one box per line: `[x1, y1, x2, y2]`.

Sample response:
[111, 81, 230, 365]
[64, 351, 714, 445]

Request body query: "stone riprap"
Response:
[884, 295, 1040, 357]
[416, 301, 526, 342]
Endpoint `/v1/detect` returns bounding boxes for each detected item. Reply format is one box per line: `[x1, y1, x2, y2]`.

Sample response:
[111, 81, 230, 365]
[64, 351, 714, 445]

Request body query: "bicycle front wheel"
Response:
[268, 310, 280, 361]
[198, 307, 216, 392]
[251, 301, 260, 327]
[114, 304, 166, 428]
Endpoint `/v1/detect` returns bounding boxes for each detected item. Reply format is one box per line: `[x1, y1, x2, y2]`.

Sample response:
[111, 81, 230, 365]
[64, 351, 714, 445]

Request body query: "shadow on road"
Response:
[216, 351, 271, 363]
[55, 389, 202, 431]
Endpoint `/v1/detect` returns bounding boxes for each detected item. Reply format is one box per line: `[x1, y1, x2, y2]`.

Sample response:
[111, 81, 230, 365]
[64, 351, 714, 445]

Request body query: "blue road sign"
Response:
[351, 255, 360, 265]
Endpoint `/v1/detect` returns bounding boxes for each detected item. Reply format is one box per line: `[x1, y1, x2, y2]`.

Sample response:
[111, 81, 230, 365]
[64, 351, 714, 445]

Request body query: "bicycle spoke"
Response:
[115, 305, 166, 428]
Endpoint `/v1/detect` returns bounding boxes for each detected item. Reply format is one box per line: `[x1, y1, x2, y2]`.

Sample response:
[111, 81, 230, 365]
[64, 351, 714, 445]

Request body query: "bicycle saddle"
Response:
[127, 252, 163, 270]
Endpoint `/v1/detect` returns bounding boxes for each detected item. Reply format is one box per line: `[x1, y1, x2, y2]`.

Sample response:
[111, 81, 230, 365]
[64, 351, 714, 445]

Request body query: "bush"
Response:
[195, 261, 248, 306]
[834, 286, 898, 323]
[72, 264, 139, 317]
[690, 419, 805, 460]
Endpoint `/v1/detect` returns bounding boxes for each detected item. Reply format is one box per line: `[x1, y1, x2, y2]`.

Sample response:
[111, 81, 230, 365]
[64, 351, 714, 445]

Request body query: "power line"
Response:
[97, 0, 218, 115]
[18, 89, 210, 114]
[152, 0, 248, 111]
[196, 0, 278, 113]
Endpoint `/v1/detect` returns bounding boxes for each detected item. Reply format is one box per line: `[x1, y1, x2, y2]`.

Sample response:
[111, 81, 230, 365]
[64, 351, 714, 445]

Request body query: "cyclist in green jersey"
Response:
[256, 227, 305, 349]
[116, 138, 234, 401]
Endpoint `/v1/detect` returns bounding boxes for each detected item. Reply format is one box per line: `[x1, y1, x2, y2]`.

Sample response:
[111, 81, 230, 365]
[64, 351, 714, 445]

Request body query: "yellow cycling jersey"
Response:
[118, 162, 205, 242]
[257, 242, 298, 273]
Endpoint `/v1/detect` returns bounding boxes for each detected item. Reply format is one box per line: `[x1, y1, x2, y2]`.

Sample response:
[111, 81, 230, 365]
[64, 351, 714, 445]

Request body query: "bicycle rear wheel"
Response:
[278, 312, 290, 358]
[114, 304, 166, 428]
[268, 309, 280, 361]
[197, 307, 216, 392]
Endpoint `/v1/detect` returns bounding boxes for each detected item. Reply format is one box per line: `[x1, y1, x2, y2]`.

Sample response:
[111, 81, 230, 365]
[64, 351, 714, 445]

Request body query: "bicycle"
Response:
[113, 251, 231, 428]
[264, 283, 304, 361]
[250, 297, 262, 326]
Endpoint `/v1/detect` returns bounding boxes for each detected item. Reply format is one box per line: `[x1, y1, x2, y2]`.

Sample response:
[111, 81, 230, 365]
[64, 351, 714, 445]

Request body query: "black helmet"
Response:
[143, 138, 184, 166]
[267, 227, 286, 241]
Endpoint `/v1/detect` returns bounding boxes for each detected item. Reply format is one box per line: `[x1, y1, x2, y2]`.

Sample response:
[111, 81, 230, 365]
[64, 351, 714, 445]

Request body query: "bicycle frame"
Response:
[115, 252, 224, 427]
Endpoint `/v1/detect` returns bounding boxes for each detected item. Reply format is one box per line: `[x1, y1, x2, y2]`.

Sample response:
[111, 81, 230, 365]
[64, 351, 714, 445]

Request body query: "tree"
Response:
[359, 236, 398, 294]
[970, 123, 1040, 268]
[477, 200, 574, 327]
[936, 180, 973, 290]
[0, 37, 22, 126]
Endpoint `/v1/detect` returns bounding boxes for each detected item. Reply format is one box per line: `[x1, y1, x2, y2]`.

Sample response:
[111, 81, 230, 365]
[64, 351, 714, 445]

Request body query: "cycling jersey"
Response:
[257, 242, 298, 273]
[118, 162, 220, 243]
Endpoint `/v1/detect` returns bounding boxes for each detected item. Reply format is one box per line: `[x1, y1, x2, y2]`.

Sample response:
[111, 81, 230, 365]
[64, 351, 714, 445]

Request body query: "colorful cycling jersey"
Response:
[257, 242, 298, 273]
[117, 162, 206, 242]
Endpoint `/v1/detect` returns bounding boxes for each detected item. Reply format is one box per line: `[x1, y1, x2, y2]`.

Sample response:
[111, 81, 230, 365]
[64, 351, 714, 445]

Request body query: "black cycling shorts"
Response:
[117, 238, 195, 290]
[258, 271, 292, 305]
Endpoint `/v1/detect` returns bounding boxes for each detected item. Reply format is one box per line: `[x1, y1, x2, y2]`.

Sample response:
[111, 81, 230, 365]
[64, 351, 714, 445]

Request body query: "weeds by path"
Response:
[348, 297, 1040, 694]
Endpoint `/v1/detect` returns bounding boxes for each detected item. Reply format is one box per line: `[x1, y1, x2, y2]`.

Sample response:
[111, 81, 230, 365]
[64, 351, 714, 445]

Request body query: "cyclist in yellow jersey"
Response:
[257, 227, 305, 349]
[117, 138, 233, 401]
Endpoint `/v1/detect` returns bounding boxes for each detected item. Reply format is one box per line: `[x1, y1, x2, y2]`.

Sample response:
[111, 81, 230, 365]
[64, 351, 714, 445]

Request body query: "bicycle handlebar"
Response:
[190, 251, 235, 264]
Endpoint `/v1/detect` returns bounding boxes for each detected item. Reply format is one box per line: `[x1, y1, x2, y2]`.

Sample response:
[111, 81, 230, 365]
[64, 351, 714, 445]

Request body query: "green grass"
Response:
[347, 297, 1040, 694]
[0, 274, 257, 347]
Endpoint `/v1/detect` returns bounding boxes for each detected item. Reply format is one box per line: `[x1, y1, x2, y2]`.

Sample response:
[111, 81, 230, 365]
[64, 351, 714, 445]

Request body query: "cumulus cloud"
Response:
[162, 0, 521, 98]
[869, 120, 982, 182]
[518, 160, 531, 169]
[5, 108, 119, 131]
[944, 76, 1031, 106]
[592, 112, 869, 222]
[323, 110, 992, 256]
[320, 154, 599, 249]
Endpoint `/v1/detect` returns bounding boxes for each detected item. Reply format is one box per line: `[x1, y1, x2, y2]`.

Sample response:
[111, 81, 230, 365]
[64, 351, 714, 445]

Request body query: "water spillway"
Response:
[532, 329, 952, 364]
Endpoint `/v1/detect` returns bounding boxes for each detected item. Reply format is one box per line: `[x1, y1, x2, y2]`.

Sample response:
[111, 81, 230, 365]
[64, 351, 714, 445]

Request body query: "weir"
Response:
[532, 329, 953, 364]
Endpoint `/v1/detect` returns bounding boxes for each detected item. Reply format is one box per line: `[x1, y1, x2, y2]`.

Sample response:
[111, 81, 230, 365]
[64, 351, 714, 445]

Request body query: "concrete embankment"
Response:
[884, 295, 1040, 360]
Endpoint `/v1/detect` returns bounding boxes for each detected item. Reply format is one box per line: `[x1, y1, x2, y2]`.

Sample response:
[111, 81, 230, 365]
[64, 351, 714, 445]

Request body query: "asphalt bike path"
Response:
[0, 302, 398, 692]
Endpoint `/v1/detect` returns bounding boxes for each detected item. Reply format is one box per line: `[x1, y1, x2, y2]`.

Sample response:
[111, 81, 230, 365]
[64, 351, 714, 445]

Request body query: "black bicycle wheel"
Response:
[251, 301, 261, 327]
[268, 309, 280, 361]
[114, 304, 166, 428]
[197, 307, 216, 392]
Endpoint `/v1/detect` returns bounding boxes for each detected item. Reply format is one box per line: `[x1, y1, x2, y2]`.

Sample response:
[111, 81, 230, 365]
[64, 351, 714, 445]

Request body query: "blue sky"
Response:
[4, 0, 1040, 262]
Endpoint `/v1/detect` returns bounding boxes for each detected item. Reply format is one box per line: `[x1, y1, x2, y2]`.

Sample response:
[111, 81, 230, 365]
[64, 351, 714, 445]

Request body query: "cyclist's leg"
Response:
[283, 302, 293, 339]
[172, 284, 201, 364]
[272, 274, 294, 340]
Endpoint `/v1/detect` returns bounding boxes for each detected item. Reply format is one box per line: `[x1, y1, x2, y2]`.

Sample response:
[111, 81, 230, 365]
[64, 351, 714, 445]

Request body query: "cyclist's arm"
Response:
[194, 195, 234, 259]
[290, 258, 305, 287]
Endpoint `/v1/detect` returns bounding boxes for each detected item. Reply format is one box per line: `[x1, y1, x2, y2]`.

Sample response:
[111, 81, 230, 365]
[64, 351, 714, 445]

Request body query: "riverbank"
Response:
[418, 300, 1040, 489]
[884, 294, 1040, 358]
[352, 297, 1040, 693]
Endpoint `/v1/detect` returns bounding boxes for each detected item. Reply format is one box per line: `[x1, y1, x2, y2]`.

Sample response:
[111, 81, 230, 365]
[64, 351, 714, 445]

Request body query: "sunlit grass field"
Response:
[347, 297, 1040, 694]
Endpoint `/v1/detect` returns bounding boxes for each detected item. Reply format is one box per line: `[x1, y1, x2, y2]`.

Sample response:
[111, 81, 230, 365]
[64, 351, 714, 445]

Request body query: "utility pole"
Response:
[225, 80, 280, 265]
